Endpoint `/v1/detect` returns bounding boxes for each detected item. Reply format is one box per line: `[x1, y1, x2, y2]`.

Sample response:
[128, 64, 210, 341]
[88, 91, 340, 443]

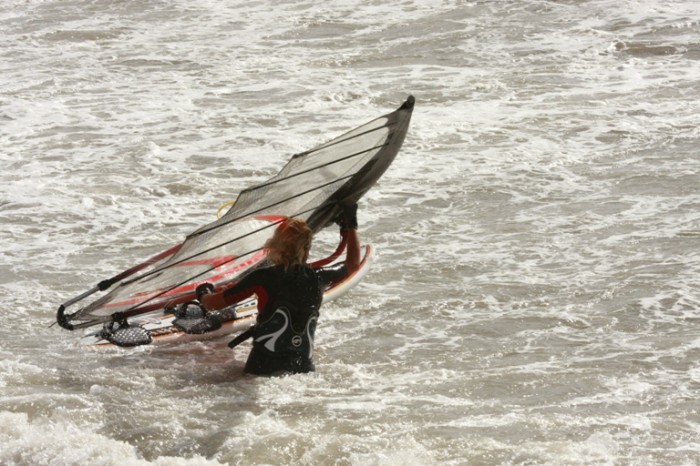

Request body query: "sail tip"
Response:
[399, 95, 415, 111]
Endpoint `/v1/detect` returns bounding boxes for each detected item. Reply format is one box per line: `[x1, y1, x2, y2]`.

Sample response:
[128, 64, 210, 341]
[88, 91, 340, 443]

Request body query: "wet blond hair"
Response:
[264, 217, 312, 269]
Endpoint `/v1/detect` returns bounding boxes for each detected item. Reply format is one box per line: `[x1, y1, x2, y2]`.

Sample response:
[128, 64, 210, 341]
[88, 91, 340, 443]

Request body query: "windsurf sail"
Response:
[57, 95, 414, 331]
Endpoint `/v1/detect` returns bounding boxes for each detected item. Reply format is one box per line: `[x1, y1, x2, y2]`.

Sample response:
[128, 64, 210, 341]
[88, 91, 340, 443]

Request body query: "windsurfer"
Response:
[200, 203, 360, 375]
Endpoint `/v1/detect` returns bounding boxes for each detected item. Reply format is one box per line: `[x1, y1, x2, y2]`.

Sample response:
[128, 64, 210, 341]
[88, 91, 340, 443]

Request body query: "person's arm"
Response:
[336, 202, 360, 274]
[199, 290, 228, 310]
[199, 272, 258, 310]
[344, 228, 360, 274]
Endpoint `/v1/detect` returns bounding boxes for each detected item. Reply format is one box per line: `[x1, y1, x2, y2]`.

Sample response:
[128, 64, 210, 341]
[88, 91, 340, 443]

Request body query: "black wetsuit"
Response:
[223, 262, 346, 375]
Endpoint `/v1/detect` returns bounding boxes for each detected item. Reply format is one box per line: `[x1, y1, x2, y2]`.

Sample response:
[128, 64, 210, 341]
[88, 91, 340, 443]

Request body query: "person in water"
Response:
[200, 203, 360, 375]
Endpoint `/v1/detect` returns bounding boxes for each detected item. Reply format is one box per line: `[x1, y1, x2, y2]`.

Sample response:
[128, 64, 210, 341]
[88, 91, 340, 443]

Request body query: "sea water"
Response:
[1, 1, 699, 465]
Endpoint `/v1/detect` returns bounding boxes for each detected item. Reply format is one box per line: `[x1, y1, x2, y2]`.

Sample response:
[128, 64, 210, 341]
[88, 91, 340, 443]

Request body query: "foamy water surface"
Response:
[2, 1, 700, 465]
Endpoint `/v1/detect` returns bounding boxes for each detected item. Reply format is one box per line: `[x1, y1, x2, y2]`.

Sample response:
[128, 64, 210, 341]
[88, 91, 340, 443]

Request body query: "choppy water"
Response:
[2, 0, 700, 465]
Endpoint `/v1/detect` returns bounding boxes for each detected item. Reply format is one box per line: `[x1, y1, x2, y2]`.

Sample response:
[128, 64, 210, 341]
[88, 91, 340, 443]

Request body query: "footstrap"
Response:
[172, 302, 223, 334]
[101, 320, 152, 347]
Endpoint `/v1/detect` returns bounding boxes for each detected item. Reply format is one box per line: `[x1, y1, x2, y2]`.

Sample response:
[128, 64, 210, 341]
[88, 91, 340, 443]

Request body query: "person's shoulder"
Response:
[284, 263, 316, 280]
[243, 264, 277, 281]
[316, 262, 345, 274]
[287, 263, 313, 275]
[259, 264, 281, 275]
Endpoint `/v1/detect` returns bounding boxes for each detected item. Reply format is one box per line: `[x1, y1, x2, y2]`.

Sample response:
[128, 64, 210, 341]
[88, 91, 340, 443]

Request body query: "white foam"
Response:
[0, 411, 224, 466]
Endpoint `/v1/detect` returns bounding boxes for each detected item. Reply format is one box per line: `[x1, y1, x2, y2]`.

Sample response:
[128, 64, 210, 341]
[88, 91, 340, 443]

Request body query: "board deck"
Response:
[78, 245, 373, 349]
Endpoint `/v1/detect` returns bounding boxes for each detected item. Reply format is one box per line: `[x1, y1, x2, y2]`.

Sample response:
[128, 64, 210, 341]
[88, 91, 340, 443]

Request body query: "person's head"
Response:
[265, 217, 312, 269]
